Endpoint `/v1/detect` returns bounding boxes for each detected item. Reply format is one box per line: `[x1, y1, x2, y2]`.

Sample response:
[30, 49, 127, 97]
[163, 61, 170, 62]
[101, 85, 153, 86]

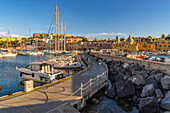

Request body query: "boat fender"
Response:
[45, 78, 48, 81]
[8, 91, 12, 95]
[20, 72, 23, 77]
[40, 76, 43, 80]
[0, 85, 2, 91]
[32, 73, 34, 77]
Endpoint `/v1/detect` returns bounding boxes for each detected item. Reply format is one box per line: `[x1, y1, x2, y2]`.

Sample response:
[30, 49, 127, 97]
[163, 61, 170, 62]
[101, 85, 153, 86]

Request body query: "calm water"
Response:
[0, 55, 85, 97]
[81, 81, 139, 113]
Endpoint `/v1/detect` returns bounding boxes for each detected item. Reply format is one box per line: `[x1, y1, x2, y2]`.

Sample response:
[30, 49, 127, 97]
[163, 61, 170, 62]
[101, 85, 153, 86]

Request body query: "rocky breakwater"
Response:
[104, 60, 170, 113]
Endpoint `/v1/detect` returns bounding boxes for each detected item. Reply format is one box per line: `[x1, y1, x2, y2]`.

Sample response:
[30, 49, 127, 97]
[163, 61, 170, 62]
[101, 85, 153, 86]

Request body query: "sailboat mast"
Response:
[57, 10, 60, 52]
[64, 21, 66, 52]
[6, 25, 8, 49]
[61, 21, 63, 52]
[55, 6, 58, 52]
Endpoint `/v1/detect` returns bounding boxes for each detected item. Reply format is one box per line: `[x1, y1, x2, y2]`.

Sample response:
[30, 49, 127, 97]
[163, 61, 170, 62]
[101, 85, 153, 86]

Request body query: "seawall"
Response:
[91, 52, 170, 74]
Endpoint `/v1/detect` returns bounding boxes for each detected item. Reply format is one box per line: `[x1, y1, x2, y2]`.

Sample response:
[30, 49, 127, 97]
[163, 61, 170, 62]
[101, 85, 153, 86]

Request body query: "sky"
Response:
[0, 0, 170, 39]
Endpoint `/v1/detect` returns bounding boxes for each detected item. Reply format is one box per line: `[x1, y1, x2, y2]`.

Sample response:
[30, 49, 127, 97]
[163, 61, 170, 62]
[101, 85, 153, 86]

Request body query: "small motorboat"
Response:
[16, 62, 64, 83]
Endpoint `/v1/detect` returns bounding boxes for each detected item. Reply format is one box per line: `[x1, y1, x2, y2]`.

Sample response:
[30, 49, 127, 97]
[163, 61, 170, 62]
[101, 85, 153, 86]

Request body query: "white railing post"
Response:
[81, 82, 83, 98]
[90, 78, 92, 86]
[97, 75, 99, 81]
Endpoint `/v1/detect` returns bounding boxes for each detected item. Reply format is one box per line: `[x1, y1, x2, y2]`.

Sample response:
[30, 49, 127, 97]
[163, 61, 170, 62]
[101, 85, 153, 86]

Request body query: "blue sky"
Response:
[0, 0, 170, 39]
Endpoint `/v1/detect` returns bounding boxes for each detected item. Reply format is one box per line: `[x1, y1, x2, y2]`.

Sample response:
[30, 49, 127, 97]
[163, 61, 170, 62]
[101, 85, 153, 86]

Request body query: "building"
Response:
[137, 42, 155, 51]
[167, 39, 170, 51]
[67, 42, 81, 50]
[112, 35, 139, 51]
[155, 39, 167, 51]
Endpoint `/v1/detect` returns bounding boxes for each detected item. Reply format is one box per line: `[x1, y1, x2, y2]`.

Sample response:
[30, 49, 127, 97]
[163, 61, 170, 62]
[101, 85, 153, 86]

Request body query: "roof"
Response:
[126, 35, 134, 42]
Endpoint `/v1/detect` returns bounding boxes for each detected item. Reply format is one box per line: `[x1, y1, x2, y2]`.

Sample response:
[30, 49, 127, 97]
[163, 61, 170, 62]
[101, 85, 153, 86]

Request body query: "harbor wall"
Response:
[91, 52, 170, 74]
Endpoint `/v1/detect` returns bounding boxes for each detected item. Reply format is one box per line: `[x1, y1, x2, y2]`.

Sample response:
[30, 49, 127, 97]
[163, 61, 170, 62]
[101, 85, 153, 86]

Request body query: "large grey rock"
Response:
[132, 71, 148, 78]
[161, 91, 170, 110]
[138, 97, 160, 113]
[123, 63, 129, 68]
[161, 75, 170, 89]
[146, 76, 158, 88]
[116, 81, 135, 98]
[129, 64, 142, 71]
[150, 69, 161, 76]
[128, 74, 145, 86]
[155, 89, 164, 98]
[123, 74, 130, 80]
[154, 73, 164, 81]
[141, 84, 155, 97]
[105, 86, 116, 98]
[114, 73, 124, 82]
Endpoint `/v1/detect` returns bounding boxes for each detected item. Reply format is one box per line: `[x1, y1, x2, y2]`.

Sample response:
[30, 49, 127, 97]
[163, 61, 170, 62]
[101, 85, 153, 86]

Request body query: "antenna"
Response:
[6, 25, 8, 49]
[29, 28, 31, 38]
[64, 21, 66, 52]
[55, 6, 57, 52]
[61, 21, 63, 51]
[57, 10, 60, 52]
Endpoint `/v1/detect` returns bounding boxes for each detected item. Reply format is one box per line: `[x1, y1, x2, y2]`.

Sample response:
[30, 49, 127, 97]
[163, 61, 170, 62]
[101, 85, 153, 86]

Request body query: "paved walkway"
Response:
[0, 55, 107, 113]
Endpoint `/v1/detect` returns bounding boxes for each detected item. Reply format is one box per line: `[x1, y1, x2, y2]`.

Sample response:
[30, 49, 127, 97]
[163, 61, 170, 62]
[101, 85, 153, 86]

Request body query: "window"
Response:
[162, 42, 165, 44]
[164, 45, 166, 47]
[160, 45, 162, 47]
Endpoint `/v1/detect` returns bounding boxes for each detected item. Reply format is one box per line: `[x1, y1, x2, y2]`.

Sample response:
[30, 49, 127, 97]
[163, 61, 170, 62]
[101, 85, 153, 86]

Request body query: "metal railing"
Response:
[63, 71, 107, 102]
[80, 71, 107, 97]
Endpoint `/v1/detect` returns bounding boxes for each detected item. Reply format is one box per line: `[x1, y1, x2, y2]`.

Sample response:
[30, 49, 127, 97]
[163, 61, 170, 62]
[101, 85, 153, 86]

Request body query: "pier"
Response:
[0, 54, 108, 113]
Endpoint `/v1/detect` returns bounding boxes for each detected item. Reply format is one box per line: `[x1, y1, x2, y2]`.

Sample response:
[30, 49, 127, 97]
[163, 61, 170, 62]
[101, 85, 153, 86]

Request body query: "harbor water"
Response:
[0, 55, 85, 97]
[81, 81, 139, 113]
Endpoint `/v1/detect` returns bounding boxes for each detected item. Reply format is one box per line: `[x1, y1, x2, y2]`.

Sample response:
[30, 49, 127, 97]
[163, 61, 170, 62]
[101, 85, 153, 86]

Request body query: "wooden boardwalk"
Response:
[0, 55, 108, 113]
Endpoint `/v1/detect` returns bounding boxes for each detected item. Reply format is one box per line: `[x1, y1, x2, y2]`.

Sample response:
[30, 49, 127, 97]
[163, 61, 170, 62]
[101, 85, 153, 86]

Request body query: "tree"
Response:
[161, 34, 166, 39]
[82, 38, 88, 41]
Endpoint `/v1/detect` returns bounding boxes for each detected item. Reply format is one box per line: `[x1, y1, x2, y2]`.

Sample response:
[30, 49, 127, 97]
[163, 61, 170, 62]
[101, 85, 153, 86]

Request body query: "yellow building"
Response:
[33, 33, 41, 38]
[155, 39, 167, 51]
[0, 38, 24, 42]
[137, 42, 155, 51]
[133, 37, 146, 42]
[112, 35, 139, 51]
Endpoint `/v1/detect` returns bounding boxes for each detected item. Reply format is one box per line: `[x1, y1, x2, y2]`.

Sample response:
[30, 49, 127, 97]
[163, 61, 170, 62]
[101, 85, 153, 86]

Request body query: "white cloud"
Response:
[0, 27, 3, 30]
[76, 32, 126, 38]
[0, 32, 26, 38]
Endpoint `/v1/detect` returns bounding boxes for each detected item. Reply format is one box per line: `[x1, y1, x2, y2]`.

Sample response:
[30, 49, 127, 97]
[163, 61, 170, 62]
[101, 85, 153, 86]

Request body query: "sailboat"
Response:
[2, 25, 17, 58]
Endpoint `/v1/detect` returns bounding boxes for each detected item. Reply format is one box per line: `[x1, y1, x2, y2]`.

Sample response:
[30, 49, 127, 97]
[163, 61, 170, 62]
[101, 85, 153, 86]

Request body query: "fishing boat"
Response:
[16, 62, 64, 83]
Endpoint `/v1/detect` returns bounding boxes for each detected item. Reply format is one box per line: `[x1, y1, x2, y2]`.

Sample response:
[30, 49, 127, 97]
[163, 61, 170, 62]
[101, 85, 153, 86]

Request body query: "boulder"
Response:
[123, 63, 129, 68]
[154, 73, 164, 81]
[141, 84, 155, 97]
[105, 86, 116, 98]
[145, 76, 158, 88]
[116, 81, 135, 98]
[91, 98, 99, 104]
[155, 89, 164, 98]
[129, 64, 142, 71]
[161, 91, 170, 110]
[123, 74, 130, 80]
[128, 74, 145, 86]
[150, 69, 161, 76]
[161, 75, 170, 89]
[114, 73, 124, 82]
[132, 71, 148, 78]
[109, 71, 118, 82]
[138, 97, 160, 113]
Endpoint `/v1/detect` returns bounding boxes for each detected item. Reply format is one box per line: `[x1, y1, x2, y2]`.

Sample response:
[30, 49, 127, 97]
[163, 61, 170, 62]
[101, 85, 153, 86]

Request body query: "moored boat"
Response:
[16, 62, 64, 83]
